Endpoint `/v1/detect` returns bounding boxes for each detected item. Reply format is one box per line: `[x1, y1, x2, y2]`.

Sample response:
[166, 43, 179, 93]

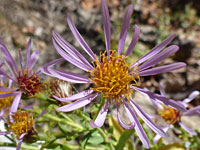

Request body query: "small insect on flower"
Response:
[149, 83, 200, 144]
[0, 110, 47, 150]
[0, 38, 42, 113]
[41, 0, 187, 148]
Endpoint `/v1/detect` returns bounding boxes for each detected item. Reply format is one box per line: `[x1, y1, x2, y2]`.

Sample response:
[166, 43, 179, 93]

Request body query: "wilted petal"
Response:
[124, 101, 150, 149]
[57, 93, 99, 112]
[178, 122, 196, 135]
[101, 0, 111, 55]
[0, 92, 18, 98]
[54, 89, 94, 102]
[118, 4, 133, 55]
[10, 92, 22, 113]
[90, 100, 109, 128]
[117, 104, 135, 129]
[139, 45, 179, 71]
[125, 25, 140, 56]
[130, 100, 167, 137]
[139, 62, 186, 76]
[67, 14, 95, 60]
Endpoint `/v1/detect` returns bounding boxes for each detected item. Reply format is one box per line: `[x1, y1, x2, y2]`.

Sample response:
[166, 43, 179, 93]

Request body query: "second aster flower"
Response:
[0, 38, 42, 113]
[41, 0, 186, 148]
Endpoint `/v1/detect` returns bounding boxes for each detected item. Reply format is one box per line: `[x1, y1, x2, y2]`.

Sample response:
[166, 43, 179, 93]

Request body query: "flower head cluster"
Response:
[149, 83, 200, 144]
[0, 39, 42, 113]
[41, 0, 187, 148]
[0, 110, 47, 150]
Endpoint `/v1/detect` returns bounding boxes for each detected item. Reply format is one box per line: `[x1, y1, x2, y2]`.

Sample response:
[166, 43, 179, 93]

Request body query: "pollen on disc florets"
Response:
[8, 110, 35, 138]
[17, 69, 42, 97]
[0, 84, 14, 110]
[158, 105, 180, 124]
[89, 50, 140, 104]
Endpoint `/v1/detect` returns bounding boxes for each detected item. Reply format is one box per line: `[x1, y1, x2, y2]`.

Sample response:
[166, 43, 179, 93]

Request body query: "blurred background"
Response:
[0, 0, 199, 103]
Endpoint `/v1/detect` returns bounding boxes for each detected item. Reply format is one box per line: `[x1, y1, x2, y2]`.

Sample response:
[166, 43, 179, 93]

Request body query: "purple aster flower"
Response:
[149, 83, 200, 144]
[0, 110, 47, 150]
[0, 38, 42, 113]
[41, 0, 186, 148]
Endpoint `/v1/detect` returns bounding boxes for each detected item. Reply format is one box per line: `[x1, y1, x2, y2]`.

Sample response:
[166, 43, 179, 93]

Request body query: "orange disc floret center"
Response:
[9, 110, 34, 138]
[17, 69, 42, 97]
[89, 50, 140, 103]
[158, 106, 180, 124]
[0, 84, 14, 110]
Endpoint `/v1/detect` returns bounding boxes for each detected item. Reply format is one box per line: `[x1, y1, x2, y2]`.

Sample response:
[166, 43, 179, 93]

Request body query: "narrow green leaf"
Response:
[115, 129, 134, 150]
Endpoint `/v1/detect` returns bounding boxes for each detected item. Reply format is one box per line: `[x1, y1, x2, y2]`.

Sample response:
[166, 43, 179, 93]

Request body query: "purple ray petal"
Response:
[26, 38, 32, 68]
[130, 99, 167, 137]
[139, 45, 179, 71]
[10, 92, 22, 113]
[143, 90, 163, 109]
[34, 110, 48, 123]
[153, 124, 170, 144]
[124, 101, 150, 149]
[139, 62, 186, 76]
[159, 82, 166, 97]
[57, 93, 99, 112]
[54, 89, 94, 102]
[0, 69, 15, 81]
[183, 106, 200, 116]
[125, 25, 140, 56]
[0, 92, 18, 98]
[18, 49, 24, 71]
[41, 66, 90, 83]
[53, 31, 94, 70]
[182, 91, 199, 105]
[67, 14, 95, 60]
[132, 34, 176, 67]
[90, 100, 109, 128]
[118, 4, 133, 55]
[0, 86, 17, 92]
[117, 104, 135, 129]
[27, 50, 40, 70]
[45, 58, 65, 68]
[16, 133, 26, 150]
[178, 122, 197, 135]
[132, 86, 186, 112]
[101, 0, 111, 55]
[53, 38, 90, 71]
[0, 41, 18, 74]
[0, 131, 10, 135]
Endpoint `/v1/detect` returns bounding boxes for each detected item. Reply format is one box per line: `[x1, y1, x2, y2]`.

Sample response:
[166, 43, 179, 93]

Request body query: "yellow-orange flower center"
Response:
[0, 84, 14, 110]
[9, 110, 34, 138]
[89, 50, 140, 104]
[158, 105, 180, 124]
[17, 69, 42, 97]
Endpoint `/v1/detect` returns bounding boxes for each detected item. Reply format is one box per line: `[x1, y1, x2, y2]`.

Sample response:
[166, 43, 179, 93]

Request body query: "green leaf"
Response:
[115, 129, 134, 150]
